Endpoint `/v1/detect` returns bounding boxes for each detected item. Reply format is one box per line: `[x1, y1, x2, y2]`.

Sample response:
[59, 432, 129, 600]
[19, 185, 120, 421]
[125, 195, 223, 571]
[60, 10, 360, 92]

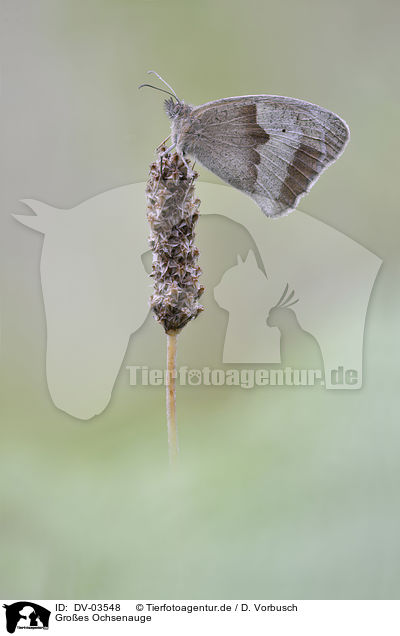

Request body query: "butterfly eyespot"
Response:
[282, 128, 286, 132]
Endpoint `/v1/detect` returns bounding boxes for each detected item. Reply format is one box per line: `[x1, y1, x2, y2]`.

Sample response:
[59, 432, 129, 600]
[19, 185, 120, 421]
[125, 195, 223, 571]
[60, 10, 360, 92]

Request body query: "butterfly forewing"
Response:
[184, 96, 349, 217]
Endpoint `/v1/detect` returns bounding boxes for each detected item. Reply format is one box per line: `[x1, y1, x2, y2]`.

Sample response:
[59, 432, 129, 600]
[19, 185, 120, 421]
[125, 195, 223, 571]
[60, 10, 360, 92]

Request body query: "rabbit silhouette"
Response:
[267, 284, 323, 370]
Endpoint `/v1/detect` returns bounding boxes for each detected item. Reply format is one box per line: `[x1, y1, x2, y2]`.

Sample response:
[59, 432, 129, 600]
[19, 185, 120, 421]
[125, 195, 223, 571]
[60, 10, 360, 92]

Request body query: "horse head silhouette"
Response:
[14, 187, 150, 419]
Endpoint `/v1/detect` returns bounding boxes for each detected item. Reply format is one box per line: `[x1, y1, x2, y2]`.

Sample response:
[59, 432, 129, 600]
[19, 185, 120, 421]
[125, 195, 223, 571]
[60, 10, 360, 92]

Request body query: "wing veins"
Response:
[261, 149, 317, 181]
[258, 152, 299, 196]
[193, 115, 258, 127]
[271, 136, 339, 159]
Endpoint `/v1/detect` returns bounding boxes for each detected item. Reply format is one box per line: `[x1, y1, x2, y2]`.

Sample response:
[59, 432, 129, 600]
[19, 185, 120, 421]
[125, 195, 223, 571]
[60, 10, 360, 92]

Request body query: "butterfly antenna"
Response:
[138, 84, 179, 101]
[147, 70, 180, 100]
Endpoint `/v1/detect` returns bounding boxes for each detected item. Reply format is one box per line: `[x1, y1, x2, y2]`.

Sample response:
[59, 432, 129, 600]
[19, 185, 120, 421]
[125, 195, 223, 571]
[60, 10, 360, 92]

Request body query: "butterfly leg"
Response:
[157, 135, 172, 152]
[159, 143, 176, 172]
[159, 143, 176, 157]
[180, 152, 191, 171]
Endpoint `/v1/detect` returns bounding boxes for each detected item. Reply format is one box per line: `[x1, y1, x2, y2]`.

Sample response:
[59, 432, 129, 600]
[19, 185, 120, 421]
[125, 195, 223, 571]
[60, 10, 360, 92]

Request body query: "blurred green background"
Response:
[1, 0, 399, 599]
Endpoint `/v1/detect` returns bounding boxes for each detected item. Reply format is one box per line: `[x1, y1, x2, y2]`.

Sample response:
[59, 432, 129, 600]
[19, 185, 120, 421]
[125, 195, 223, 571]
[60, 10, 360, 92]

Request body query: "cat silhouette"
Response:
[214, 250, 280, 363]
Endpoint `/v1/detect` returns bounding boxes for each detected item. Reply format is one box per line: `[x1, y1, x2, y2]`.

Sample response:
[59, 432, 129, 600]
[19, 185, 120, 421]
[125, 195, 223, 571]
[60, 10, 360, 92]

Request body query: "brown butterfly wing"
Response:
[182, 95, 349, 217]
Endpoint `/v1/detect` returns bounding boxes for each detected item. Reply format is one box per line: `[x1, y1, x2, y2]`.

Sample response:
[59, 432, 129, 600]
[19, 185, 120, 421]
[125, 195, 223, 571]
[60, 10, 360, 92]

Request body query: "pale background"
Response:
[0, 0, 399, 598]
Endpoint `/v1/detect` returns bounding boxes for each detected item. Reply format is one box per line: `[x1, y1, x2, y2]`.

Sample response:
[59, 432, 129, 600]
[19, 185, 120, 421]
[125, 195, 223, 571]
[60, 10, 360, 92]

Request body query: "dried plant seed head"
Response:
[146, 149, 203, 333]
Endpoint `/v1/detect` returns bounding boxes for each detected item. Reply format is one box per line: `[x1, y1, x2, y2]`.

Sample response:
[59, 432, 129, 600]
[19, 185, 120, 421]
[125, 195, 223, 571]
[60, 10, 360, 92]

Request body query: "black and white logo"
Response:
[2, 602, 50, 633]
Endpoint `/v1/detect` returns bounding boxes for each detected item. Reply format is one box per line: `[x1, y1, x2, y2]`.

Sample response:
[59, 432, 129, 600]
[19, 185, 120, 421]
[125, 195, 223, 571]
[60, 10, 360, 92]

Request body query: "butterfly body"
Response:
[164, 94, 349, 218]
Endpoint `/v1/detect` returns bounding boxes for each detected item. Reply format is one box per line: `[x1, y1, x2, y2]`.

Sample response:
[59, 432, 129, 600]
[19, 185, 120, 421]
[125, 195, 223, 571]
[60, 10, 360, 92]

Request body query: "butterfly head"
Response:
[140, 70, 191, 121]
[164, 98, 191, 120]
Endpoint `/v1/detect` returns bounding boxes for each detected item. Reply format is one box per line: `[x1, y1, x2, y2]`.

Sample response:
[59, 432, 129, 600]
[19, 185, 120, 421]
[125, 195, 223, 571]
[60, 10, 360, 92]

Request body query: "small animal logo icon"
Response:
[188, 370, 202, 385]
[2, 602, 50, 633]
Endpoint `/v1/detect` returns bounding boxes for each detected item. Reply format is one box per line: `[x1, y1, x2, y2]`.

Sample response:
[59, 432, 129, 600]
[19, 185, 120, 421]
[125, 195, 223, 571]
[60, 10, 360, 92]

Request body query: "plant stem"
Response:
[166, 330, 178, 464]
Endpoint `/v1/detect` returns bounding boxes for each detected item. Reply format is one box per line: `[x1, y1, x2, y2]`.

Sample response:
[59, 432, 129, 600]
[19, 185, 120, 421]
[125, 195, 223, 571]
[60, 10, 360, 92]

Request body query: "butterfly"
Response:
[140, 72, 350, 218]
